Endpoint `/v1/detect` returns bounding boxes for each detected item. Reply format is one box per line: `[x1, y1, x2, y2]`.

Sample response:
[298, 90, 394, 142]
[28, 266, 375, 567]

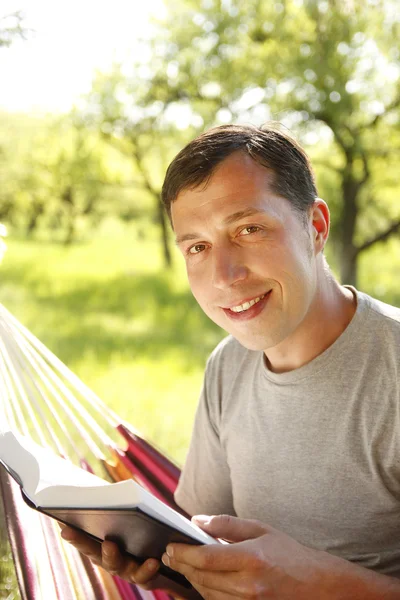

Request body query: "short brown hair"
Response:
[161, 123, 318, 223]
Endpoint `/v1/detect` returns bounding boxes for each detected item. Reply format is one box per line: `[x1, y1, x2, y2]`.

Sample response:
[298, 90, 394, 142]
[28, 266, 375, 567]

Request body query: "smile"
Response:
[229, 293, 267, 313]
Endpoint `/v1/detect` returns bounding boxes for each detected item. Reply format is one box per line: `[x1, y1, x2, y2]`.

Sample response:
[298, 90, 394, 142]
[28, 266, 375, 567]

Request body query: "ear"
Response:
[309, 198, 330, 253]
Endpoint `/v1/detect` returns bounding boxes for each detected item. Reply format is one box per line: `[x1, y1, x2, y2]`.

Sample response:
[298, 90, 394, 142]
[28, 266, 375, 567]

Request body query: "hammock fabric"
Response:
[0, 303, 185, 600]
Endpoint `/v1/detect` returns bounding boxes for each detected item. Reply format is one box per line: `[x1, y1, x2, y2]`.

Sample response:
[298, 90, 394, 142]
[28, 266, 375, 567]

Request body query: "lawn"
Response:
[0, 221, 225, 463]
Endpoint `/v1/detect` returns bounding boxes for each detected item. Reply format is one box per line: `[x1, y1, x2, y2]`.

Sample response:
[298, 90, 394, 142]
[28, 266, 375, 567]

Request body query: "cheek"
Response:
[187, 272, 220, 320]
[265, 241, 314, 302]
[278, 228, 313, 272]
[278, 251, 316, 312]
[187, 269, 207, 303]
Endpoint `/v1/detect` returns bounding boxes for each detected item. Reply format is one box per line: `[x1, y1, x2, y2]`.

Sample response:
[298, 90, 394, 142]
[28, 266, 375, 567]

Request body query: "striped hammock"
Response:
[0, 302, 184, 600]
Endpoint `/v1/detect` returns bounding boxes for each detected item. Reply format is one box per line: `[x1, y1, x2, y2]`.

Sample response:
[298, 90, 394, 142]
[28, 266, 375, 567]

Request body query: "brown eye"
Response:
[241, 226, 260, 235]
[189, 243, 206, 254]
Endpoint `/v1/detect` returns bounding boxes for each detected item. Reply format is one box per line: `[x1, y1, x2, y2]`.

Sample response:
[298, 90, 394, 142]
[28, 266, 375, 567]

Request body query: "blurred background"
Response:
[0, 0, 399, 595]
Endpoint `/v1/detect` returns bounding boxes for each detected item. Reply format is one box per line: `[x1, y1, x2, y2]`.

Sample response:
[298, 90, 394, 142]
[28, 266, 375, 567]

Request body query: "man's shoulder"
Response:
[356, 290, 400, 357]
[369, 296, 400, 323]
[360, 290, 400, 330]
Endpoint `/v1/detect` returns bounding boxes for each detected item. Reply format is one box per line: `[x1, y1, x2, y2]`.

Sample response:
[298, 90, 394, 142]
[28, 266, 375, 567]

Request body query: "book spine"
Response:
[21, 488, 38, 509]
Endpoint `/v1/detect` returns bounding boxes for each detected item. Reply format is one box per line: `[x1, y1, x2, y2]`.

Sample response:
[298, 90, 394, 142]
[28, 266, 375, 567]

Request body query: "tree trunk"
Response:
[339, 170, 359, 287]
[26, 204, 43, 237]
[340, 249, 357, 287]
[62, 186, 76, 245]
[156, 196, 172, 268]
[64, 218, 75, 245]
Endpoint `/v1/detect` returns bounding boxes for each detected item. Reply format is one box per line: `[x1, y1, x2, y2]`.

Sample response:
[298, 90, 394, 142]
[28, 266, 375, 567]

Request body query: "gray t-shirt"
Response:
[175, 289, 400, 576]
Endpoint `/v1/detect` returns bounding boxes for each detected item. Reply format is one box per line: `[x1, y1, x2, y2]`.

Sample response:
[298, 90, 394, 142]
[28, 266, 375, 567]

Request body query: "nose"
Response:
[212, 244, 248, 290]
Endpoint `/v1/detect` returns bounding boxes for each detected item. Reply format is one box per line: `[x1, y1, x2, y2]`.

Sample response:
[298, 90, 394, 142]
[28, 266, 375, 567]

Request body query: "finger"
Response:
[61, 527, 102, 562]
[192, 514, 268, 542]
[130, 559, 161, 587]
[101, 541, 128, 575]
[60, 528, 160, 584]
[163, 542, 253, 572]
[102, 542, 160, 585]
[163, 557, 252, 598]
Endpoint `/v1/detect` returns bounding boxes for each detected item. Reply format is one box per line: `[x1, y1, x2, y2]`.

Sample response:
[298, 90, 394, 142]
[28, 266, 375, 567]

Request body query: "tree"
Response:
[0, 11, 27, 47]
[81, 0, 400, 283]
[44, 122, 114, 244]
[76, 71, 192, 267]
[0, 114, 128, 243]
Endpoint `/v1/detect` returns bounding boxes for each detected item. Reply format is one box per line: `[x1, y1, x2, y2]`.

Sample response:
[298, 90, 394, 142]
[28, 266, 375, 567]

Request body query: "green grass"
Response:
[0, 221, 225, 463]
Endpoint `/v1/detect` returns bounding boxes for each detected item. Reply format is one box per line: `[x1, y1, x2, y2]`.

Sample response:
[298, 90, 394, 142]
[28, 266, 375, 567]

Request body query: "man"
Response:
[61, 124, 400, 599]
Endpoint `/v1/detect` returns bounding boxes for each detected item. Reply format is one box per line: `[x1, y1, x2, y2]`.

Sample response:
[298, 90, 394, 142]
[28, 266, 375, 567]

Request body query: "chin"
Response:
[231, 334, 274, 352]
[229, 323, 291, 351]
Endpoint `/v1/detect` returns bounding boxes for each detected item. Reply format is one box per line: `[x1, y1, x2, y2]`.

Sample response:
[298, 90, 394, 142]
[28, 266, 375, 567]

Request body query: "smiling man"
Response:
[62, 124, 400, 599]
[169, 146, 354, 368]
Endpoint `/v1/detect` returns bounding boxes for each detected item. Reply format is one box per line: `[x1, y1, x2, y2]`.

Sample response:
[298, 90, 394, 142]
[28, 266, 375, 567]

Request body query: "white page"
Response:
[20, 438, 108, 493]
[0, 431, 41, 498]
[0, 431, 108, 499]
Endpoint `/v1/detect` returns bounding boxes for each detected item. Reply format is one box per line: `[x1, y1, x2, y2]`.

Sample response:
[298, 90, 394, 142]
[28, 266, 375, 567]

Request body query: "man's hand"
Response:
[59, 525, 160, 588]
[161, 515, 400, 600]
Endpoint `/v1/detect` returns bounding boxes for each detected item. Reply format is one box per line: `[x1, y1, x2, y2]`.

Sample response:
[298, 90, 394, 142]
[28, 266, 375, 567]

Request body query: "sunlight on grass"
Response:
[0, 224, 224, 465]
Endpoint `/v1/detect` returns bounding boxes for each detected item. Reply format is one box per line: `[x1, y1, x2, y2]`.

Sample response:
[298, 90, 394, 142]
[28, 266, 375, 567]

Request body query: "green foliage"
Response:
[77, 0, 400, 284]
[0, 10, 26, 48]
[75, 68, 201, 266]
[2, 0, 400, 280]
[0, 113, 146, 243]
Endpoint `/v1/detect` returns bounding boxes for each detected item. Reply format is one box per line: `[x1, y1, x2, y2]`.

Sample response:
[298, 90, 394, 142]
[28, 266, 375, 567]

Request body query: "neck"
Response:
[265, 269, 357, 374]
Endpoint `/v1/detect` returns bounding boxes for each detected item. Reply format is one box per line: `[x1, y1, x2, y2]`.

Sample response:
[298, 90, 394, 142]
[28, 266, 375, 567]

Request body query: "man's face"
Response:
[172, 152, 319, 352]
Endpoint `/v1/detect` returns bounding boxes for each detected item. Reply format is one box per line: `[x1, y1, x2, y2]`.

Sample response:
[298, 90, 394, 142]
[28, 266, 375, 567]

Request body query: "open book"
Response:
[0, 431, 218, 587]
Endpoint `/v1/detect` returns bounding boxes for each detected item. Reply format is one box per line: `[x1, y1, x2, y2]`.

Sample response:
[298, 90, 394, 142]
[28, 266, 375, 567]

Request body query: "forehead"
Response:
[171, 152, 287, 230]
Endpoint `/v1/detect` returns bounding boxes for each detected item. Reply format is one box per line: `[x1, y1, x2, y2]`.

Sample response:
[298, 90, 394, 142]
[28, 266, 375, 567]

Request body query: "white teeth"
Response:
[230, 294, 266, 313]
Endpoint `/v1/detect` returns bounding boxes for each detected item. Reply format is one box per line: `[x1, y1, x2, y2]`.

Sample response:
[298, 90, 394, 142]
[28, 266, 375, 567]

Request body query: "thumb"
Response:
[192, 514, 268, 542]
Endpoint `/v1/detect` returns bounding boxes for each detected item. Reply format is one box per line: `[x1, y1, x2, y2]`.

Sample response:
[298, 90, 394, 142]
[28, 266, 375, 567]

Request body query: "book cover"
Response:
[0, 431, 217, 588]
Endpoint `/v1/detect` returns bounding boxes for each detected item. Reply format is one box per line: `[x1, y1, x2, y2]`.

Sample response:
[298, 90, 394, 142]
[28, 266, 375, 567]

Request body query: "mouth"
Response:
[222, 290, 272, 321]
[228, 293, 267, 313]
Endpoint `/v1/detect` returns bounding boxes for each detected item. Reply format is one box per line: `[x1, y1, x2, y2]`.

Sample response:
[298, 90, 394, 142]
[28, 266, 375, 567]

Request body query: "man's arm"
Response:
[162, 515, 400, 600]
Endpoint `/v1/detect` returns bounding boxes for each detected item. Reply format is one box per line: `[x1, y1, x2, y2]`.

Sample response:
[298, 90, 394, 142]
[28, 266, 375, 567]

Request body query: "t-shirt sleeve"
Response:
[174, 359, 235, 518]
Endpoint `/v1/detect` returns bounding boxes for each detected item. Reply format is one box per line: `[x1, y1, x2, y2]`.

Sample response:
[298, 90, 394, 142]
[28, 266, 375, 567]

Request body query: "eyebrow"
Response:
[175, 208, 264, 245]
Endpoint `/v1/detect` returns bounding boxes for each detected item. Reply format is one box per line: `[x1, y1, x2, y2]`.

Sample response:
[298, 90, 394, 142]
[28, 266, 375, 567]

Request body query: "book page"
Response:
[36, 478, 137, 506]
[0, 431, 40, 499]
[26, 441, 108, 494]
[0, 431, 107, 499]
